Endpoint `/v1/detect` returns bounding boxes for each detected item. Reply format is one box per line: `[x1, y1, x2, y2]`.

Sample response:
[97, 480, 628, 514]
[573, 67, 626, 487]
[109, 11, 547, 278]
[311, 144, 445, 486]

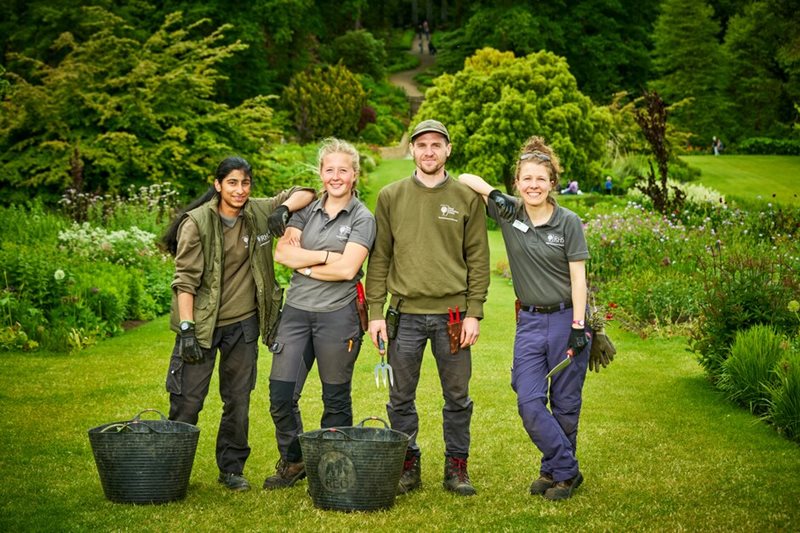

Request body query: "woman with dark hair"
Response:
[262, 138, 376, 490]
[459, 136, 591, 501]
[163, 156, 315, 492]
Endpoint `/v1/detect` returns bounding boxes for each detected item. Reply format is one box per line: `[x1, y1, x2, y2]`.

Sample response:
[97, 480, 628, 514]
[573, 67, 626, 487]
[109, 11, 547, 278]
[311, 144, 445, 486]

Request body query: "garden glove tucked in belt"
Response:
[179, 321, 205, 364]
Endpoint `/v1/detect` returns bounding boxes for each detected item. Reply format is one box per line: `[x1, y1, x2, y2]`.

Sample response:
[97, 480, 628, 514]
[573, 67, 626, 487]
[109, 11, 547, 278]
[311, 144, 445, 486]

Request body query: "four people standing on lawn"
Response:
[263, 138, 376, 490]
[163, 125, 591, 502]
[162, 156, 315, 491]
[365, 119, 490, 496]
[459, 136, 591, 500]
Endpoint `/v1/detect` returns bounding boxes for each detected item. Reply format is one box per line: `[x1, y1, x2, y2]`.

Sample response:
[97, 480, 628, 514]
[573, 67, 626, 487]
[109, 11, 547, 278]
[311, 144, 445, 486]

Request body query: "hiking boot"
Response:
[397, 454, 422, 495]
[218, 472, 251, 492]
[443, 456, 476, 496]
[262, 458, 306, 490]
[529, 473, 555, 495]
[543, 471, 583, 500]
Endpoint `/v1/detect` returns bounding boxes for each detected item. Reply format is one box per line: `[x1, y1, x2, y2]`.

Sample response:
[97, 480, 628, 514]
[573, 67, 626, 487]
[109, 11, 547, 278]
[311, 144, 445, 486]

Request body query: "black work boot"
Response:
[262, 458, 306, 490]
[529, 473, 555, 495]
[397, 453, 422, 495]
[443, 456, 476, 496]
[218, 472, 251, 492]
[543, 471, 583, 500]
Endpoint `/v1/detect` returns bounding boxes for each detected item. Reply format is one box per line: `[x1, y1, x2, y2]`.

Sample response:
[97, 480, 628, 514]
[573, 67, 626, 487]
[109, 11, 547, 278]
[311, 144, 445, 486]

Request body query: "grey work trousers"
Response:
[166, 314, 259, 475]
[387, 312, 473, 459]
[268, 301, 362, 462]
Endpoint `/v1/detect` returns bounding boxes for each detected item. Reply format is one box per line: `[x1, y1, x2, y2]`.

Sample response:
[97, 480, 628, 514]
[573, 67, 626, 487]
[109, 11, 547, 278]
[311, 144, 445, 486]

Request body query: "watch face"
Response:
[180, 321, 191, 331]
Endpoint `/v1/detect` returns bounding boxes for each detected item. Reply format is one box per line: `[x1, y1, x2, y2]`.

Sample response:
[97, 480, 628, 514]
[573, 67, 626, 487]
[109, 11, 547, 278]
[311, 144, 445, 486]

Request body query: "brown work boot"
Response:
[262, 458, 306, 490]
[443, 456, 476, 496]
[543, 471, 583, 500]
[397, 454, 422, 495]
[529, 473, 555, 495]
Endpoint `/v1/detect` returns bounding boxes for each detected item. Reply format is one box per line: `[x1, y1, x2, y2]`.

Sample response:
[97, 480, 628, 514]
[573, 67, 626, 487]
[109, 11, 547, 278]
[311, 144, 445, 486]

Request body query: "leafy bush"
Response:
[768, 350, 800, 442]
[58, 223, 164, 268]
[719, 325, 785, 414]
[690, 249, 800, 381]
[0, 8, 281, 202]
[283, 64, 367, 142]
[737, 137, 800, 155]
[321, 30, 387, 80]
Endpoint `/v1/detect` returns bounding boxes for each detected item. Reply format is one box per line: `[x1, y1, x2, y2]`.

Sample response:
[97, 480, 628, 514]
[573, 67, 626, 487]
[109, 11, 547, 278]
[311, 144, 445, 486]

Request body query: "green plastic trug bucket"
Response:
[88, 409, 200, 504]
[299, 417, 409, 512]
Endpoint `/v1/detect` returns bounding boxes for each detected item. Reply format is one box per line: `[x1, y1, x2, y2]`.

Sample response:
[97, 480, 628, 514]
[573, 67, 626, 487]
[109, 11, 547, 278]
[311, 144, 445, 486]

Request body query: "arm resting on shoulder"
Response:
[282, 189, 316, 212]
[457, 173, 492, 204]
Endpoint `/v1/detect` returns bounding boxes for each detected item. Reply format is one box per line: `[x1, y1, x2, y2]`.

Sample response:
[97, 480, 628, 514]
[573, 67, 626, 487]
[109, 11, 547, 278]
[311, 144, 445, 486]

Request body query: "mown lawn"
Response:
[1, 261, 799, 531]
[681, 155, 800, 205]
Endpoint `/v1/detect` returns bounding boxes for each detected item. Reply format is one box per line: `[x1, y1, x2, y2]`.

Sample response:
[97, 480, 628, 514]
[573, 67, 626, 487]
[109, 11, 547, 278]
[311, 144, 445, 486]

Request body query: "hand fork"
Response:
[374, 334, 394, 388]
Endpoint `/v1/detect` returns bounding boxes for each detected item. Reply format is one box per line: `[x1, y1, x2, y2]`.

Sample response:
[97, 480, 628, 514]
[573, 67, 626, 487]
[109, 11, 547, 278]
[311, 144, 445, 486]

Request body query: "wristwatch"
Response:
[179, 320, 194, 332]
[572, 319, 585, 327]
[302, 267, 312, 277]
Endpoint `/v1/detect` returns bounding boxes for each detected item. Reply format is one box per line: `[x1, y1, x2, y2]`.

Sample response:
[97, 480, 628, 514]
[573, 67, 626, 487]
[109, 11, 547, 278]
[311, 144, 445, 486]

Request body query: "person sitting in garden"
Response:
[561, 180, 580, 195]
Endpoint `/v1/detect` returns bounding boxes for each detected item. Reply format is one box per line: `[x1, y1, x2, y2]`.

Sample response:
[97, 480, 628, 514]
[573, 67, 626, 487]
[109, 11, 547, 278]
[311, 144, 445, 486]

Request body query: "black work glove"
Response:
[568, 327, 590, 354]
[267, 205, 290, 237]
[179, 322, 205, 364]
[589, 330, 616, 372]
[488, 189, 516, 222]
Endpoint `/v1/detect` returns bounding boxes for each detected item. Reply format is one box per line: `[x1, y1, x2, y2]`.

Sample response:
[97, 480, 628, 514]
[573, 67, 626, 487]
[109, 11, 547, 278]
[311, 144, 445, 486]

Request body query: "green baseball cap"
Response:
[411, 119, 450, 143]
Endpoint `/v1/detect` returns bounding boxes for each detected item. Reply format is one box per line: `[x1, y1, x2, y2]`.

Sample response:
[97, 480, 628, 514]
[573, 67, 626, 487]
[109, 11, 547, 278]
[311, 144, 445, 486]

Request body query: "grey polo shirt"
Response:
[284, 194, 376, 312]
[488, 194, 589, 306]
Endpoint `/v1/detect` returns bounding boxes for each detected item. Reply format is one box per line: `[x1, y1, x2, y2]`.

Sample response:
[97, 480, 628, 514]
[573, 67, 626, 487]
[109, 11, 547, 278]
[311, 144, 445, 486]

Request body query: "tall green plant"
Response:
[719, 325, 785, 414]
[768, 350, 800, 442]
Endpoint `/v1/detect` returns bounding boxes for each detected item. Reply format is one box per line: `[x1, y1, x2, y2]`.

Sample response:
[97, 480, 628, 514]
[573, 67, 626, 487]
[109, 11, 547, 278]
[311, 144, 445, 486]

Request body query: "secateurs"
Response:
[374, 334, 394, 388]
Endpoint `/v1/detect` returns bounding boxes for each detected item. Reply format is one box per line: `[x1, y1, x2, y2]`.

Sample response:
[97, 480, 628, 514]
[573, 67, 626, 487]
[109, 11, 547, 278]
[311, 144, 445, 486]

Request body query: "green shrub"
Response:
[768, 350, 800, 442]
[719, 325, 785, 414]
[737, 137, 800, 155]
[691, 249, 799, 381]
[283, 64, 367, 142]
[321, 30, 387, 80]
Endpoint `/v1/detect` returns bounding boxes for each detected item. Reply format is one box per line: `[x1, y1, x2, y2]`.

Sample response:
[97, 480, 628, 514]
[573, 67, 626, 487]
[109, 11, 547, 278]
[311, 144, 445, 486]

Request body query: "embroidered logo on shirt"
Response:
[255, 233, 271, 247]
[438, 204, 459, 222]
[546, 233, 565, 247]
[337, 225, 352, 241]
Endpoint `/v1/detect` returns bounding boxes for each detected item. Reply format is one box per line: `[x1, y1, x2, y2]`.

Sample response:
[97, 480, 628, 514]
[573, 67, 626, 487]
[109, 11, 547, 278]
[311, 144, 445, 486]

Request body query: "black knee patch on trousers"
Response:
[321, 381, 352, 429]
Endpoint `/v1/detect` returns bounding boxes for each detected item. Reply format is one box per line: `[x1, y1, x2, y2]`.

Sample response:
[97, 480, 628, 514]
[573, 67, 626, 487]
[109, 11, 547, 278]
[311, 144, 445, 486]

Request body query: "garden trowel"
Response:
[545, 349, 574, 380]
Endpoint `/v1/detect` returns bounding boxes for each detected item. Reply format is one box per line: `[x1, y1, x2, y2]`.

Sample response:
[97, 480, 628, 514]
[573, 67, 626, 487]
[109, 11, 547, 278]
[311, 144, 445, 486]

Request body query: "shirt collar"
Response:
[311, 192, 358, 214]
[412, 170, 450, 188]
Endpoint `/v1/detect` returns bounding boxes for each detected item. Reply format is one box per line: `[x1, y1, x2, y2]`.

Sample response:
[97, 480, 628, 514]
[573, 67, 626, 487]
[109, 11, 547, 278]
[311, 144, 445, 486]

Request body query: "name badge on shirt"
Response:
[512, 220, 529, 233]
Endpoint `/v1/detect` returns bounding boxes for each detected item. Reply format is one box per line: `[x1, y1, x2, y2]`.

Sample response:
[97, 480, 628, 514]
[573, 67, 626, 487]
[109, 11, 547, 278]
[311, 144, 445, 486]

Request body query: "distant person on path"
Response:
[263, 138, 376, 490]
[162, 156, 314, 492]
[712, 136, 723, 156]
[428, 37, 437, 56]
[422, 20, 430, 40]
[366, 119, 490, 497]
[604, 176, 612, 195]
[459, 135, 591, 501]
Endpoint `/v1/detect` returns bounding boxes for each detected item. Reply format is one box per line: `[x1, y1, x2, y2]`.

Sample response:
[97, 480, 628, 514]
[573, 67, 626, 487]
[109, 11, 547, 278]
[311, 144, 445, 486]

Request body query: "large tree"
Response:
[650, 0, 729, 144]
[416, 48, 609, 192]
[0, 8, 280, 203]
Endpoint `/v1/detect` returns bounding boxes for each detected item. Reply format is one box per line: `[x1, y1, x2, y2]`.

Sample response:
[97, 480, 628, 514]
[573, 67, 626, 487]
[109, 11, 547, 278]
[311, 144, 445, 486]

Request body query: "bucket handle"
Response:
[355, 416, 391, 429]
[314, 428, 353, 441]
[132, 409, 168, 421]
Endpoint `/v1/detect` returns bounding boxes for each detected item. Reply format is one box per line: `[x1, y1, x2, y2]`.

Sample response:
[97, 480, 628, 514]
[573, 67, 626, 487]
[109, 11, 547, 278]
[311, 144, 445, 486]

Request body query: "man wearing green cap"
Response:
[366, 119, 490, 496]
